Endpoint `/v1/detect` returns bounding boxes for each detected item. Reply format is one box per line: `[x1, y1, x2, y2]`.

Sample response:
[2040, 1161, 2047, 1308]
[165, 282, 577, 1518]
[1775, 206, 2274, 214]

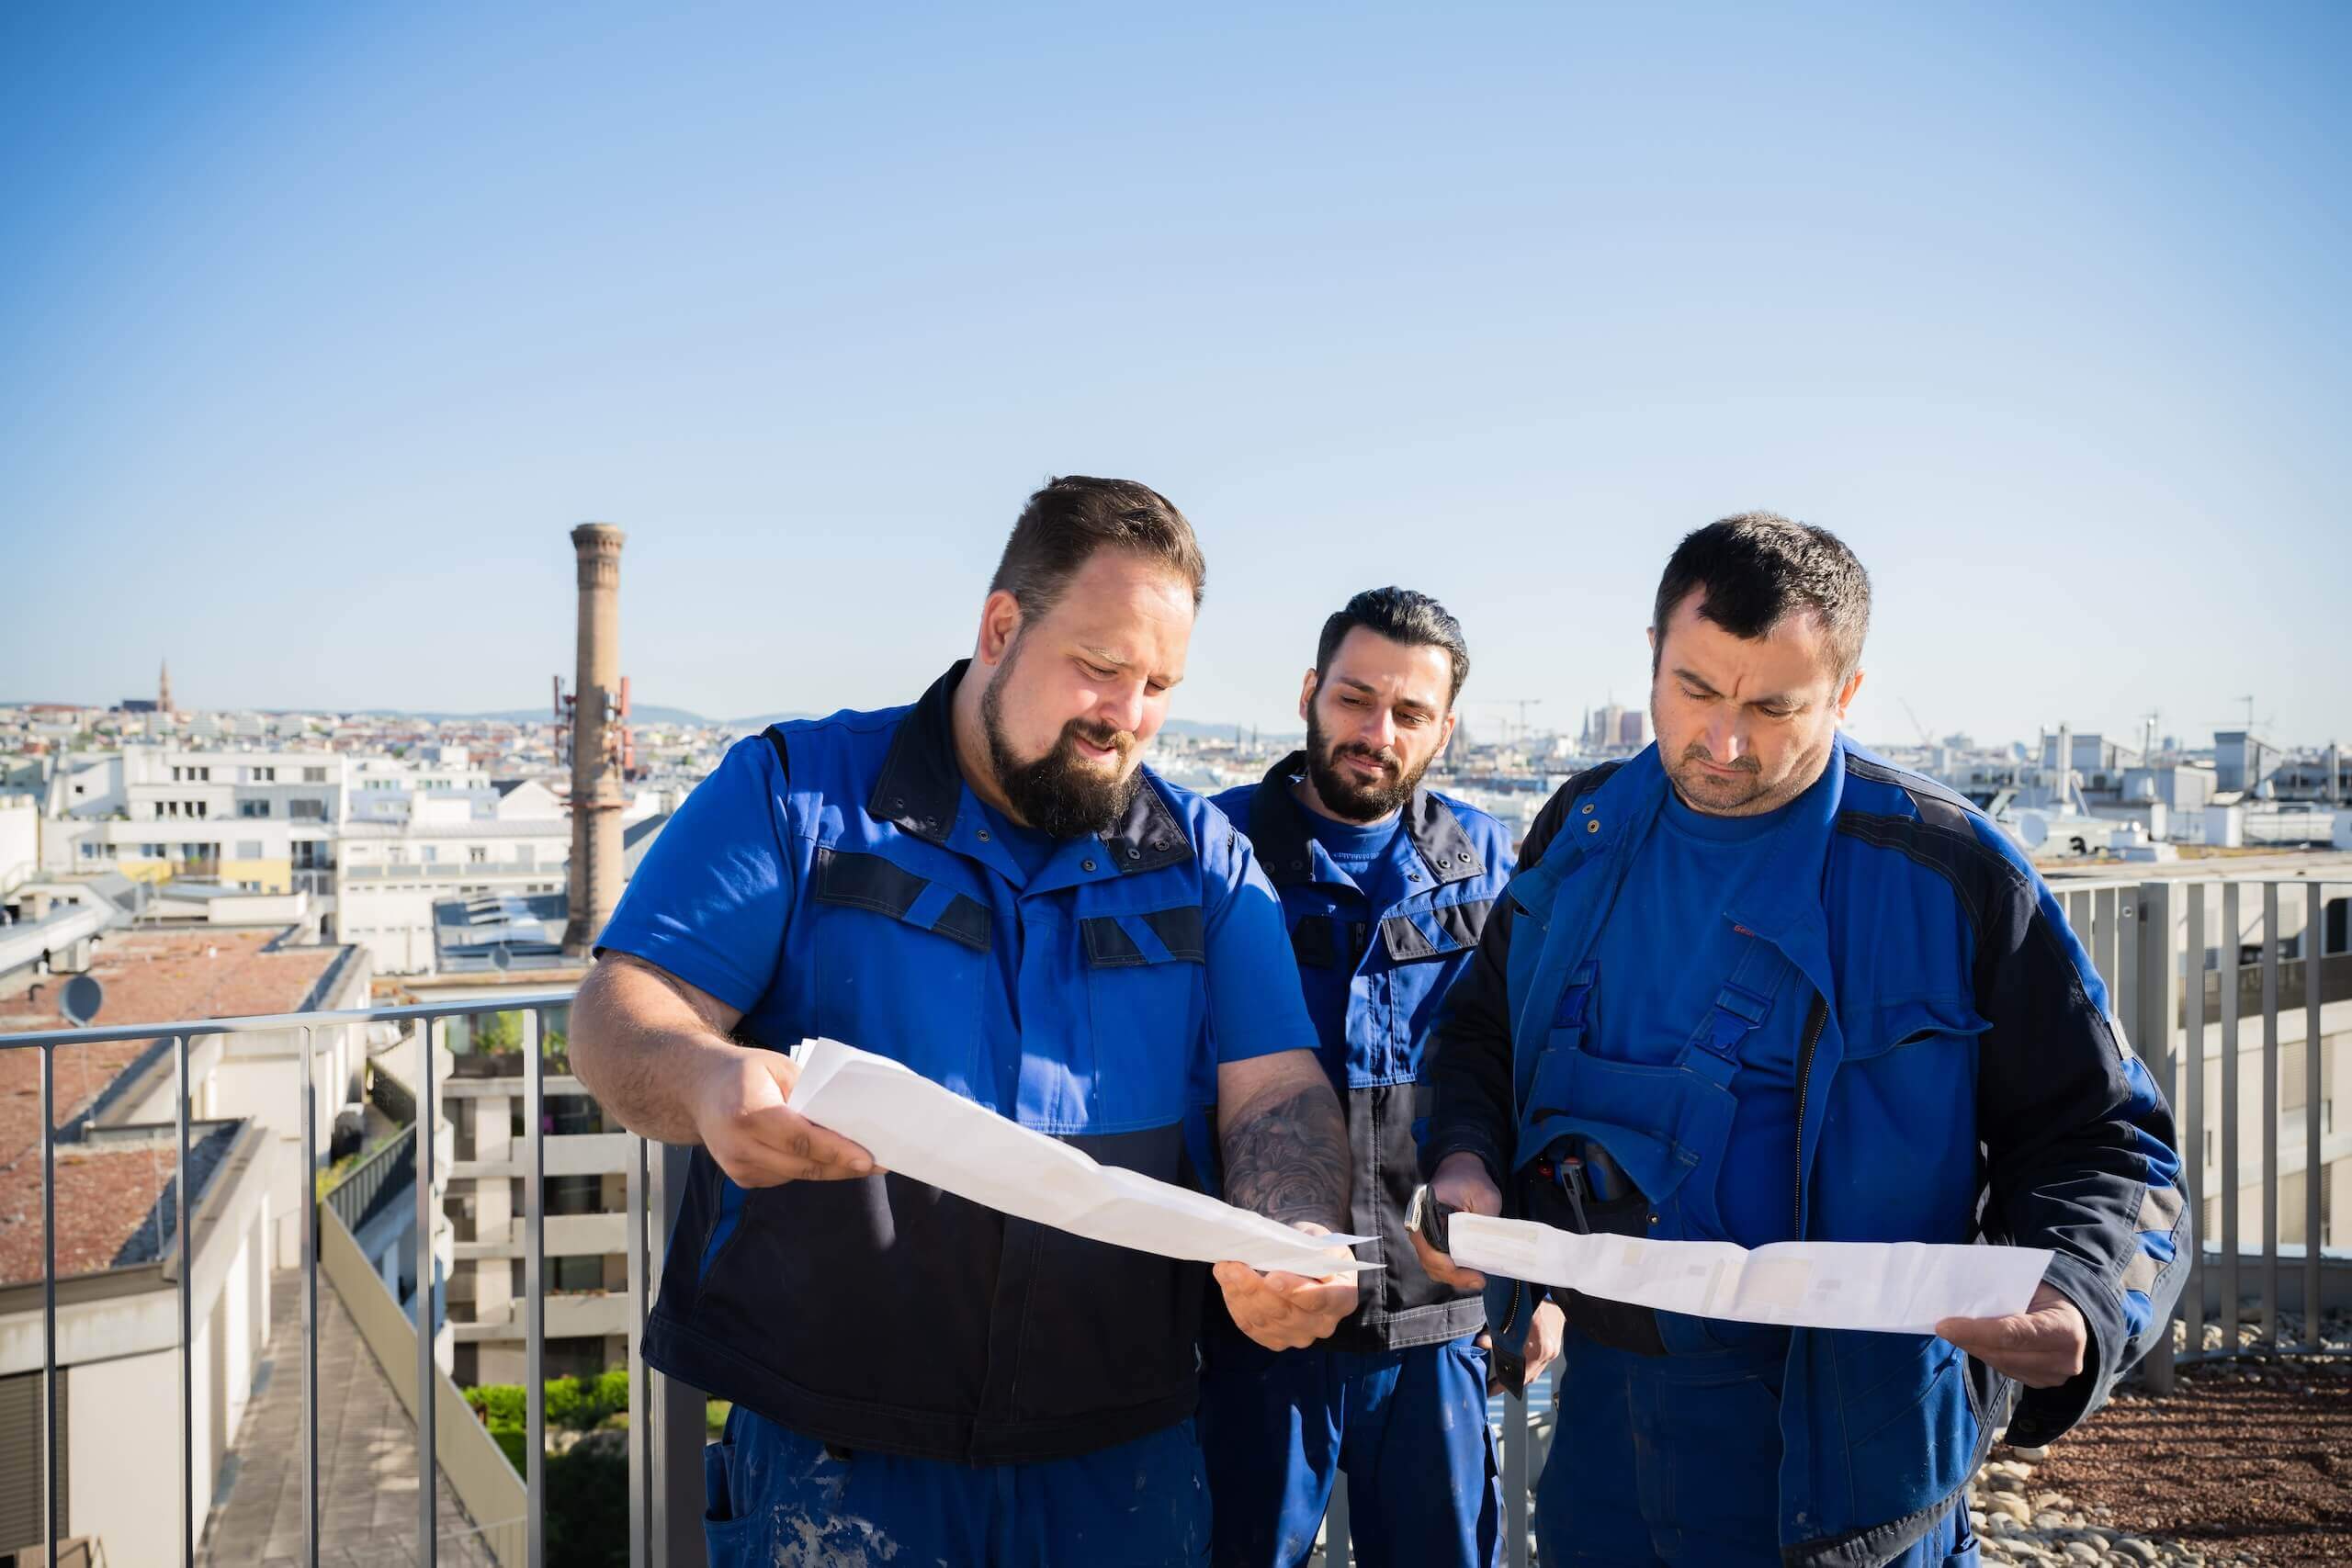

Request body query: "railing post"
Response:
[526, 1010, 547, 1568]
[2261, 882, 2280, 1347]
[42, 1043, 60, 1568]
[2304, 881, 2325, 1352]
[651, 1140, 707, 1568]
[2135, 881, 2177, 1393]
[1503, 1390, 1530, 1568]
[418, 1017, 439, 1568]
[2221, 883, 2241, 1351]
[2183, 884, 2208, 1361]
[628, 1135, 650, 1568]
[301, 1026, 322, 1568]
[179, 1032, 196, 1568]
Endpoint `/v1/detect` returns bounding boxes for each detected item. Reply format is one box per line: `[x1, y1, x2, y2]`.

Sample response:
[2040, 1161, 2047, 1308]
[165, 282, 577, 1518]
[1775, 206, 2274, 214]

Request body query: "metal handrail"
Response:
[322, 1124, 416, 1235]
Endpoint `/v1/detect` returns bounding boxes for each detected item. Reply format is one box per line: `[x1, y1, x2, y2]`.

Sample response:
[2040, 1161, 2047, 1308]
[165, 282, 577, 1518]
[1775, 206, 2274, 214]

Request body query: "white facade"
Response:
[336, 818, 571, 976]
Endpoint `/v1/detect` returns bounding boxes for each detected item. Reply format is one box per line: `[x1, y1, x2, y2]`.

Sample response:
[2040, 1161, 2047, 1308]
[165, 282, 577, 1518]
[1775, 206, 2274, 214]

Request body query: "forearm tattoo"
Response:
[1221, 1085, 1351, 1233]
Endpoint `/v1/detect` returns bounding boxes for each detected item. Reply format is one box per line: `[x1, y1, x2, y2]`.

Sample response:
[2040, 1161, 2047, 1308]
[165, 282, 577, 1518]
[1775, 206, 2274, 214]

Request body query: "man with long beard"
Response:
[1196, 588, 1545, 1568]
[568, 477, 1359, 1566]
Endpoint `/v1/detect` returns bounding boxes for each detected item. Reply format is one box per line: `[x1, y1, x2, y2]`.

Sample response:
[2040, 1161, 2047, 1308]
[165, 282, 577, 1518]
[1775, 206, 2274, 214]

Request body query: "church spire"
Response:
[159, 660, 174, 715]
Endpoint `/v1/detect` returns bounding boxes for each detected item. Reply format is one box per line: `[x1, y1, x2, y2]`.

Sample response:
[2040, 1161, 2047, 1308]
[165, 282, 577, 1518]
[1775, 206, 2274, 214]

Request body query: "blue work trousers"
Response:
[1534, 1339, 1977, 1568]
[702, 1405, 1210, 1566]
[1197, 1328, 1501, 1568]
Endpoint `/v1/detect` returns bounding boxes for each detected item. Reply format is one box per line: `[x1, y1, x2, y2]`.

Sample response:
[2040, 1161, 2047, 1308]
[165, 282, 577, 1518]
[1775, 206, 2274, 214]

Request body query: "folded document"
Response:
[786, 1039, 1379, 1276]
[1448, 1215, 2051, 1335]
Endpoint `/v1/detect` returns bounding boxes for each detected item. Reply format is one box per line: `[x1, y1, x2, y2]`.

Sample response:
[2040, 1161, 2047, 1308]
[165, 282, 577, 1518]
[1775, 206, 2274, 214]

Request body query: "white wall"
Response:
[67, 1348, 183, 1568]
[0, 798, 38, 895]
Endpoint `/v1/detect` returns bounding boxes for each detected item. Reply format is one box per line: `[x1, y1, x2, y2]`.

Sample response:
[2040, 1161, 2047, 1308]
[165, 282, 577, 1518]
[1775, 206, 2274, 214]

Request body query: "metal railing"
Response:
[5, 872, 2345, 1568]
[322, 1123, 415, 1235]
[0, 990, 707, 1568]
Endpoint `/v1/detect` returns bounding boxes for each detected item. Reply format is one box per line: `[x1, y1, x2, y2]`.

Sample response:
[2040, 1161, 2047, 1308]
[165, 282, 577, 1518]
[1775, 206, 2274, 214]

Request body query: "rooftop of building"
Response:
[0, 926, 353, 1288]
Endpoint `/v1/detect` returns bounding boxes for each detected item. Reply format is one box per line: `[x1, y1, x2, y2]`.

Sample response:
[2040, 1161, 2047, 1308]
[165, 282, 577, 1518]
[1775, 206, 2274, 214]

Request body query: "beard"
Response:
[1303, 703, 1434, 823]
[1663, 739, 1775, 813]
[981, 659, 1143, 840]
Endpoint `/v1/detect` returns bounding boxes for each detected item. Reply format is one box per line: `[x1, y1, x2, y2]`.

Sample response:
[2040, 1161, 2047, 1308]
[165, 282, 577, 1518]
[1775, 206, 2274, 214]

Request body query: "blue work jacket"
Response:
[1423, 735, 2189, 1565]
[609, 663, 1314, 1465]
[1211, 755, 1517, 1349]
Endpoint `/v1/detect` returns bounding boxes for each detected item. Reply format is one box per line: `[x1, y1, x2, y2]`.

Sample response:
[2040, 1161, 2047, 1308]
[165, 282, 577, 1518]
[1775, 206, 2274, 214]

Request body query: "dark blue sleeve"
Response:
[594, 735, 793, 1014]
[1197, 801, 1317, 1066]
[1971, 819, 2190, 1445]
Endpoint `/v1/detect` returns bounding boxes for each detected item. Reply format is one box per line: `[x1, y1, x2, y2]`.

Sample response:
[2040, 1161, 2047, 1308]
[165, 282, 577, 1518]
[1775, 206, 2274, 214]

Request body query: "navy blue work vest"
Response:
[641, 664, 1237, 1465]
[1210, 755, 1515, 1349]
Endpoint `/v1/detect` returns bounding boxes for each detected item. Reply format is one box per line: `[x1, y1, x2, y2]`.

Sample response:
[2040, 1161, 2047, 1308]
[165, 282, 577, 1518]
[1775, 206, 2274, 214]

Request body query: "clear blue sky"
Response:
[5, 2, 2346, 748]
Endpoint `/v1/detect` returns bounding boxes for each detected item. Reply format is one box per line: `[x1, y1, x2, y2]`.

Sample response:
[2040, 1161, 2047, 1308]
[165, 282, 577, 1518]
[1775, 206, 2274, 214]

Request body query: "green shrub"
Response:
[594, 1367, 630, 1415]
[546, 1431, 628, 1568]
[487, 1420, 527, 1474]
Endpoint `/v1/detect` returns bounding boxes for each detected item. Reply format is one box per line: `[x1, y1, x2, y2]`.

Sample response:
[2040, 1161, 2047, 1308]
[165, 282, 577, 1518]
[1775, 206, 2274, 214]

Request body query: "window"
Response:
[469, 846, 488, 864]
[170, 766, 181, 782]
[421, 846, 438, 863]
[250, 766, 276, 783]
[303, 766, 328, 784]
[78, 840, 104, 860]
[192, 800, 208, 818]
[288, 799, 326, 821]
[0, 1367, 70, 1544]
[142, 842, 166, 858]
[237, 840, 264, 859]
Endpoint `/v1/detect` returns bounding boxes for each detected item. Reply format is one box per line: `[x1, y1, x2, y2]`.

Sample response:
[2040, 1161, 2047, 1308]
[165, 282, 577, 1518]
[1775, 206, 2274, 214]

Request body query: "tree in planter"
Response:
[474, 1010, 523, 1055]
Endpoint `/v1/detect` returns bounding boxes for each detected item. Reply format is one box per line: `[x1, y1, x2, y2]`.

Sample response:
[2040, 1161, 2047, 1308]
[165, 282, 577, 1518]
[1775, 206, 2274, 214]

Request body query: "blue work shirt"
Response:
[1588, 777, 1821, 1247]
[1211, 755, 1517, 1349]
[608, 662, 1317, 1464]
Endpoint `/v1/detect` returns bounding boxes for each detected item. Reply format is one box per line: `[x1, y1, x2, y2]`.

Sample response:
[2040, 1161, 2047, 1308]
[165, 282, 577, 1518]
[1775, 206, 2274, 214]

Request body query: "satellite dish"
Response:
[491, 943, 514, 972]
[61, 974, 105, 1027]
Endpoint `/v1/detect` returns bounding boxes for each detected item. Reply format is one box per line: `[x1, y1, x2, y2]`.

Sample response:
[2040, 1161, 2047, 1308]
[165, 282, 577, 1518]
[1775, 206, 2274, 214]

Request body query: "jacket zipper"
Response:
[1792, 994, 1827, 1239]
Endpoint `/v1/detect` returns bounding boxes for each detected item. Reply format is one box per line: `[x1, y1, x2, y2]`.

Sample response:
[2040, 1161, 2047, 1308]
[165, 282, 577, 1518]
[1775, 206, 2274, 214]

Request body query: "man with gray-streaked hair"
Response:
[1414, 515, 2188, 1565]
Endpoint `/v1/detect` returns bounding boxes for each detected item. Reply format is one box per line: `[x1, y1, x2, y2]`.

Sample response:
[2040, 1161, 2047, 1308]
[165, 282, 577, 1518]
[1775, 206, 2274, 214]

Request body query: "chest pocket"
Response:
[1290, 914, 1367, 970]
[1379, 897, 1494, 963]
[1080, 905, 1207, 1132]
[806, 846, 991, 1085]
[1840, 994, 1990, 1064]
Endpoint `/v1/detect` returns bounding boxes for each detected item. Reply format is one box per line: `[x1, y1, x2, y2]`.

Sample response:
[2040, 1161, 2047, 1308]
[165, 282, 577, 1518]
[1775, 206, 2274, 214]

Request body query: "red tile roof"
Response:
[0, 929, 343, 1288]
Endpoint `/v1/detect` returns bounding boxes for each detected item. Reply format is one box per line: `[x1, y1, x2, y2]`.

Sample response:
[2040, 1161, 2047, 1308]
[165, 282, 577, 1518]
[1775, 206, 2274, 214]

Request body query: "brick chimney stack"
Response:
[562, 524, 627, 955]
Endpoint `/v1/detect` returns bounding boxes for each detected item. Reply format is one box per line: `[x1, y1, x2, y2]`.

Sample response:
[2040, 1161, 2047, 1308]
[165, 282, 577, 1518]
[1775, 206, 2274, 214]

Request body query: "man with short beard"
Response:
[1197, 588, 1538, 1568]
[1414, 515, 2187, 1566]
[567, 477, 1359, 1566]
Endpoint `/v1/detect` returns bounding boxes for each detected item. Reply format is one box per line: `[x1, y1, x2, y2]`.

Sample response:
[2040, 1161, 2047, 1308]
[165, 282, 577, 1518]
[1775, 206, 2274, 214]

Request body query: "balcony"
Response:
[3, 874, 2348, 1567]
[344, 863, 550, 883]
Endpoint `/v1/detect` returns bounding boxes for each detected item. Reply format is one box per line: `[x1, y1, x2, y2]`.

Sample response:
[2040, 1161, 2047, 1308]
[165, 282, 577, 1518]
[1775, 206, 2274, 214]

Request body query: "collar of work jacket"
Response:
[865, 660, 1196, 880]
[1246, 750, 1488, 895]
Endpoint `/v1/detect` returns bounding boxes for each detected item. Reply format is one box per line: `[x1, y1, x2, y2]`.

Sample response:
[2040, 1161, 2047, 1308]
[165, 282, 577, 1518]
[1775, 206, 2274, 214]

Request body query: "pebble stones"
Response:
[1970, 1442, 2206, 1568]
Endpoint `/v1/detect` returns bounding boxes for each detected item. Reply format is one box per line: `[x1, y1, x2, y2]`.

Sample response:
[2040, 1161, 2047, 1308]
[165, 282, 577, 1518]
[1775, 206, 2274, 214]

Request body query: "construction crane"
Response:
[1896, 697, 1934, 750]
[1478, 697, 1544, 745]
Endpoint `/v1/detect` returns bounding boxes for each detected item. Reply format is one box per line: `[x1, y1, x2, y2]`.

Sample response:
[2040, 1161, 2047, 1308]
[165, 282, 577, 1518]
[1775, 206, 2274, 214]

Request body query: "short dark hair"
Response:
[1316, 586, 1472, 706]
[988, 476, 1205, 622]
[1651, 513, 1871, 677]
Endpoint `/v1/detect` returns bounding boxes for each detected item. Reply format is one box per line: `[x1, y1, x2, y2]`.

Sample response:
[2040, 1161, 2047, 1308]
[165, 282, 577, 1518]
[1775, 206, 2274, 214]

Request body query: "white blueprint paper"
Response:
[1448, 1215, 2051, 1334]
[786, 1038, 1379, 1276]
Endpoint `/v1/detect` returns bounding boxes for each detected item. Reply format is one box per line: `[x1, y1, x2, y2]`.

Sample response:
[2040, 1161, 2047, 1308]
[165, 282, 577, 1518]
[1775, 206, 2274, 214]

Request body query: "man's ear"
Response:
[1433, 709, 1459, 761]
[1297, 669, 1318, 725]
[1834, 666, 1866, 725]
[976, 590, 1023, 668]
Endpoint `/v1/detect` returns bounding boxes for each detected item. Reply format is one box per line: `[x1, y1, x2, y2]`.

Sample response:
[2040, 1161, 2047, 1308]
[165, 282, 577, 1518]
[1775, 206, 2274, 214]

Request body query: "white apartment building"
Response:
[335, 787, 574, 976]
[43, 745, 347, 897]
